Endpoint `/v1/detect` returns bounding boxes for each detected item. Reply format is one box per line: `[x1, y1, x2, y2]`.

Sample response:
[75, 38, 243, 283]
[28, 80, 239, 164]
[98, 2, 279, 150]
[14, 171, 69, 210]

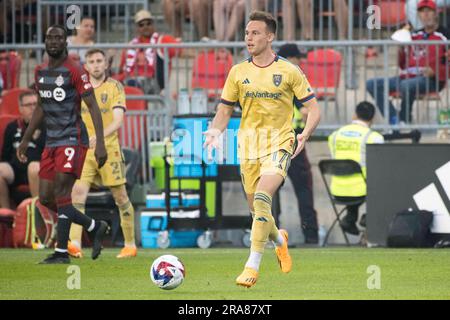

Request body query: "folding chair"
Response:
[318, 159, 366, 247]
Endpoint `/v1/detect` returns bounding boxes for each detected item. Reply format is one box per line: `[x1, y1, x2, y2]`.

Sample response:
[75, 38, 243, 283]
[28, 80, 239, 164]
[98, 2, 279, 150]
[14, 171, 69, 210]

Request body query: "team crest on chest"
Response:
[101, 93, 108, 104]
[55, 74, 64, 87]
[273, 74, 282, 87]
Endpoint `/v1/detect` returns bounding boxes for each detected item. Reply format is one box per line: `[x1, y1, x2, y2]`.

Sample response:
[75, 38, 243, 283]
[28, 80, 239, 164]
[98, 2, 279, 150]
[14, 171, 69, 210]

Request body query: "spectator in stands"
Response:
[116, 9, 180, 94]
[213, 0, 246, 41]
[282, 0, 313, 41]
[278, 43, 319, 244]
[367, 0, 449, 124]
[67, 16, 96, 64]
[328, 102, 384, 235]
[163, 0, 211, 40]
[407, 0, 450, 30]
[0, 91, 45, 209]
[0, 50, 21, 91]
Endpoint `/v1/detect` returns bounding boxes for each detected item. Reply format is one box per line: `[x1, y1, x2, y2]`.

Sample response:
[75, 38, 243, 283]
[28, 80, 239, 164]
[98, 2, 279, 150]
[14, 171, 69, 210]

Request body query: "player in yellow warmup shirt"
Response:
[67, 49, 137, 259]
[204, 11, 321, 287]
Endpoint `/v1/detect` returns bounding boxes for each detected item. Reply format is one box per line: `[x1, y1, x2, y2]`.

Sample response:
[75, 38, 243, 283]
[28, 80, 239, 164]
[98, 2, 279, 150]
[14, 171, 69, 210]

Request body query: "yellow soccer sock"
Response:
[69, 203, 85, 248]
[118, 200, 135, 247]
[250, 191, 274, 253]
[251, 209, 280, 244]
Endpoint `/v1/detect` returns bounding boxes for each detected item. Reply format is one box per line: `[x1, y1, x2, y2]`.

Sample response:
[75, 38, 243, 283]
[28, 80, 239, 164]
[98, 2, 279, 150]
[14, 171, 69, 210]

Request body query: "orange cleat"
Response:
[236, 267, 259, 288]
[116, 246, 137, 258]
[275, 229, 292, 273]
[67, 242, 83, 258]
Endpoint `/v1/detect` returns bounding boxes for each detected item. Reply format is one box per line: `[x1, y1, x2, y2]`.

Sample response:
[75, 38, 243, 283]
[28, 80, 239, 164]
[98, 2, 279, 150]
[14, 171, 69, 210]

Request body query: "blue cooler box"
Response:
[140, 209, 203, 248]
[146, 191, 200, 208]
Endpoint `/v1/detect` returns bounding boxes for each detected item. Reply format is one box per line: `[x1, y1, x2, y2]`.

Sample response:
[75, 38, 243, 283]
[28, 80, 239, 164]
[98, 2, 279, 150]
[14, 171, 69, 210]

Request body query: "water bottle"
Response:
[191, 88, 207, 114]
[318, 225, 327, 247]
[177, 88, 190, 115]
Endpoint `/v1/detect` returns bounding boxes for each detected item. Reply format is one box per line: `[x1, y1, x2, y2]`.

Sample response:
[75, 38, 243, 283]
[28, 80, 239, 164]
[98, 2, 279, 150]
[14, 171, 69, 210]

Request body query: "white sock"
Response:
[245, 251, 263, 271]
[87, 220, 95, 232]
[55, 248, 68, 253]
[273, 232, 285, 247]
[125, 242, 136, 248]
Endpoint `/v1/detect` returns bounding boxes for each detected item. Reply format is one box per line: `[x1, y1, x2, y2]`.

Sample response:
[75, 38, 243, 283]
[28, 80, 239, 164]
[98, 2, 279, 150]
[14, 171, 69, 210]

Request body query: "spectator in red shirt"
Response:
[366, 0, 449, 124]
[115, 10, 180, 94]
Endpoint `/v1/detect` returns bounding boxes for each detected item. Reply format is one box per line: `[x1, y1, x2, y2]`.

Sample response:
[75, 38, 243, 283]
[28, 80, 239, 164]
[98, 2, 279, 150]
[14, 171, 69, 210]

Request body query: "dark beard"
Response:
[46, 48, 65, 58]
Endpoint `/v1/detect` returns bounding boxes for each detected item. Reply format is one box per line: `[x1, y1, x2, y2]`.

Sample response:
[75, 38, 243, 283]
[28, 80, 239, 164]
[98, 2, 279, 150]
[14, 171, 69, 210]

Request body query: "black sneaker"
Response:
[340, 219, 360, 235]
[303, 228, 319, 244]
[38, 252, 70, 264]
[92, 221, 108, 260]
[358, 213, 367, 228]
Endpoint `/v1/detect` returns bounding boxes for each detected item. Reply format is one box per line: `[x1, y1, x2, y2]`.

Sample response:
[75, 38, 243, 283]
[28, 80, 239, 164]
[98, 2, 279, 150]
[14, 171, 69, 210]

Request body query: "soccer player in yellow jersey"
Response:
[67, 49, 137, 259]
[204, 11, 321, 287]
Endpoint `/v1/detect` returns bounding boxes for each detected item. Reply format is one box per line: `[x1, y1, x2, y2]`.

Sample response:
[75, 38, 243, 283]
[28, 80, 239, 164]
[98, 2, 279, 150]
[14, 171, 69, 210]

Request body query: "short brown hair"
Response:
[248, 11, 277, 34]
[85, 48, 106, 59]
[18, 90, 36, 106]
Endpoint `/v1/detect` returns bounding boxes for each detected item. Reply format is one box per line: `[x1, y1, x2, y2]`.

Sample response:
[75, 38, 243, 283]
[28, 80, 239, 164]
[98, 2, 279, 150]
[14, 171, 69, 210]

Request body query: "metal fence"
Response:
[2, 41, 450, 132]
[1, 40, 450, 185]
[4, 0, 450, 45]
[1, 0, 148, 45]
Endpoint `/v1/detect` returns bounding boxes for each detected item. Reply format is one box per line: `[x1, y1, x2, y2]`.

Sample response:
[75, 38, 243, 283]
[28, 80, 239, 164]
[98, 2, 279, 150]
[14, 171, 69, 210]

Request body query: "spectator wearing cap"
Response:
[115, 9, 180, 94]
[277, 43, 319, 244]
[406, 0, 450, 30]
[366, 0, 450, 124]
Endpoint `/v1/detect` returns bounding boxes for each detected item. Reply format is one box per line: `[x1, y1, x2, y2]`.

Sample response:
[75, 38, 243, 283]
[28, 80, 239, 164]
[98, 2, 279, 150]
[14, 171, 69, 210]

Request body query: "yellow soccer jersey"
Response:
[81, 78, 126, 148]
[221, 55, 315, 160]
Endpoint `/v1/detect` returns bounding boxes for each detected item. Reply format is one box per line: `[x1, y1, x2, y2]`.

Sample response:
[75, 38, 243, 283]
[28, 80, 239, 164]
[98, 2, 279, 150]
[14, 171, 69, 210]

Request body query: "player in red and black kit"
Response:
[17, 25, 108, 264]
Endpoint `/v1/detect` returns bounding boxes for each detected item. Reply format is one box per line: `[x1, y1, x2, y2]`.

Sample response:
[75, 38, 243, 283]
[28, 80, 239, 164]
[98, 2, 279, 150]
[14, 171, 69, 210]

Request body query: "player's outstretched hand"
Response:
[203, 128, 221, 159]
[291, 133, 306, 159]
[16, 140, 29, 163]
[95, 143, 108, 169]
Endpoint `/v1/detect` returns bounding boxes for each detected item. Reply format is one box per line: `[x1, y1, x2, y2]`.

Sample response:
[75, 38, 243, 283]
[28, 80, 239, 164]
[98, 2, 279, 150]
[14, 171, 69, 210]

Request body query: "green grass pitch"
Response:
[0, 248, 449, 300]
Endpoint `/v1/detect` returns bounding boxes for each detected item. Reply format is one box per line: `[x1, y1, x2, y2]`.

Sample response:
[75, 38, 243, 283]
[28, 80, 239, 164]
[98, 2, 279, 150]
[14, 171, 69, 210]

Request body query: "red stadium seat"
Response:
[191, 49, 233, 99]
[0, 51, 22, 91]
[0, 114, 18, 157]
[300, 49, 342, 100]
[375, 0, 407, 27]
[123, 86, 147, 111]
[119, 86, 147, 150]
[0, 88, 31, 116]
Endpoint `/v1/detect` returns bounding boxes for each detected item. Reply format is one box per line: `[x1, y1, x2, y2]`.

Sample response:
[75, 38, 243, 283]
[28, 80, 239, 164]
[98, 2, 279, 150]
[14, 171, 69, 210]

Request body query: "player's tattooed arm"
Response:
[17, 96, 44, 163]
[83, 91, 108, 168]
